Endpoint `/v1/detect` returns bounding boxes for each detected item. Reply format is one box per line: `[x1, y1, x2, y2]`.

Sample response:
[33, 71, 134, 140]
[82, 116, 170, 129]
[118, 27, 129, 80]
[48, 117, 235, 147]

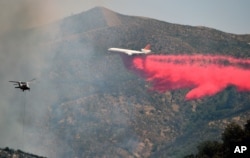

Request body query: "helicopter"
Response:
[9, 78, 36, 91]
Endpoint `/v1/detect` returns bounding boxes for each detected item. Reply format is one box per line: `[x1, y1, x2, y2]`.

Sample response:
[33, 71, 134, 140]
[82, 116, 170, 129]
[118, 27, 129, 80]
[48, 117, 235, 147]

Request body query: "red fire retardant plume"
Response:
[121, 54, 250, 100]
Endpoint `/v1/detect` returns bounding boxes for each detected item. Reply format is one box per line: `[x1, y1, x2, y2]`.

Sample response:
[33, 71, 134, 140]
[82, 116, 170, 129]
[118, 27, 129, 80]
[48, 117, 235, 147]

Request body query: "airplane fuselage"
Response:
[108, 44, 151, 56]
[108, 48, 144, 55]
[14, 82, 30, 91]
[16, 85, 30, 91]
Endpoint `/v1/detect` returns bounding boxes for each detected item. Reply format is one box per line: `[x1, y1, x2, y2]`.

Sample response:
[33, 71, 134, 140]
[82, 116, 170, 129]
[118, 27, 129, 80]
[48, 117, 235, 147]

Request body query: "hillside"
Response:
[0, 147, 45, 158]
[3, 7, 250, 157]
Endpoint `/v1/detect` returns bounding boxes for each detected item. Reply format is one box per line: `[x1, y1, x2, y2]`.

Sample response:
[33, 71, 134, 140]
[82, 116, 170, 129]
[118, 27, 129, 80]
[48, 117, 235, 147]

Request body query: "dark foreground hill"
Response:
[0, 147, 45, 158]
[3, 7, 250, 158]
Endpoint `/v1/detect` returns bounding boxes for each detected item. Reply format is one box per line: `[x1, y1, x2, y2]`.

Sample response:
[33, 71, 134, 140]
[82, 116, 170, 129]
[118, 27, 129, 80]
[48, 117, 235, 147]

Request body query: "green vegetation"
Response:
[184, 120, 250, 158]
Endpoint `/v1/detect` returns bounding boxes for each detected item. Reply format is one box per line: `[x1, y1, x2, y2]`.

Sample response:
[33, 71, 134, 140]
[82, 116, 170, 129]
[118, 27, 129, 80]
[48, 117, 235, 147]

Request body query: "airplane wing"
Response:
[122, 50, 143, 55]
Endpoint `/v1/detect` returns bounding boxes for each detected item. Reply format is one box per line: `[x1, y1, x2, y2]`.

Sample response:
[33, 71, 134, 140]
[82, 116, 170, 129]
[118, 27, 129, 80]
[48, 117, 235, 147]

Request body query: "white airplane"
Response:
[108, 44, 151, 55]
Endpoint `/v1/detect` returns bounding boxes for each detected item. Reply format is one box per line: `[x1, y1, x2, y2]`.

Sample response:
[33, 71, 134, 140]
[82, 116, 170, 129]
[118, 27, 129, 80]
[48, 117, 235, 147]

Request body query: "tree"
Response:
[196, 141, 223, 158]
[184, 119, 250, 158]
[222, 122, 245, 146]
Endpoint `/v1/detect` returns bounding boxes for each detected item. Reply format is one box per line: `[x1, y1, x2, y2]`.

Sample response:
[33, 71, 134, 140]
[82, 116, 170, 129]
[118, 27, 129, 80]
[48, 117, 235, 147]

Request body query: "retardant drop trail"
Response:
[120, 54, 250, 100]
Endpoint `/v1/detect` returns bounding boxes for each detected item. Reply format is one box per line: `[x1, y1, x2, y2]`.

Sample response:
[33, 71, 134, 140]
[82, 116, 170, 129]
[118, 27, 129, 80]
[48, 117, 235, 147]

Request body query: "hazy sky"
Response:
[50, 0, 250, 34]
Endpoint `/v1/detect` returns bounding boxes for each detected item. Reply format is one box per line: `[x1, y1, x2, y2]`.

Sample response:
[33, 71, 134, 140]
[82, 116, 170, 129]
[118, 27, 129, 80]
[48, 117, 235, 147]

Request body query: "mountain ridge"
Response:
[42, 7, 250, 157]
[3, 7, 250, 158]
[51, 7, 250, 57]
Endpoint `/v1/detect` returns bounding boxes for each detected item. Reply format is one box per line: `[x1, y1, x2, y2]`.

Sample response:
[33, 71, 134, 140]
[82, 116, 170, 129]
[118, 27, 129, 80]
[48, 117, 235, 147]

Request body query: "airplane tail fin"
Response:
[141, 44, 151, 54]
[144, 44, 151, 50]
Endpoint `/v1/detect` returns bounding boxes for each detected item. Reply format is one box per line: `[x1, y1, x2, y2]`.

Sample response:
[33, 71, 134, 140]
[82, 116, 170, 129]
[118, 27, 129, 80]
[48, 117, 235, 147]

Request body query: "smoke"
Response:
[0, 0, 60, 156]
[0, 2, 125, 157]
[121, 54, 250, 100]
